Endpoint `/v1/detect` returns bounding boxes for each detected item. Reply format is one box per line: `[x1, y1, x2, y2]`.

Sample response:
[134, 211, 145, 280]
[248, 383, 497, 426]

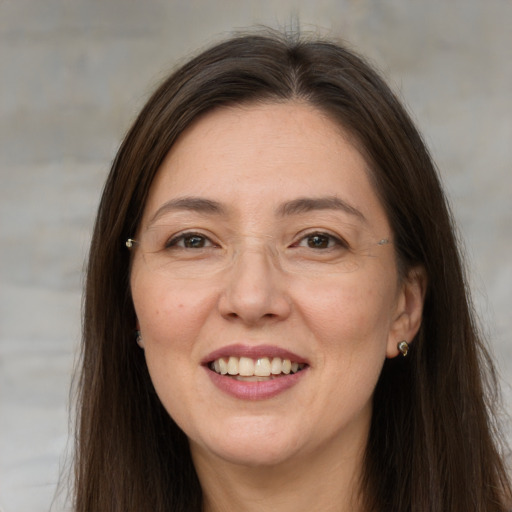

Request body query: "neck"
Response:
[192, 433, 366, 512]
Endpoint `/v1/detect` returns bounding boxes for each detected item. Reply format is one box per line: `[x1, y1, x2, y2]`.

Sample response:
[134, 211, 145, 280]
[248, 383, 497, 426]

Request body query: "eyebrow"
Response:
[277, 196, 367, 223]
[148, 194, 366, 225]
[148, 197, 226, 224]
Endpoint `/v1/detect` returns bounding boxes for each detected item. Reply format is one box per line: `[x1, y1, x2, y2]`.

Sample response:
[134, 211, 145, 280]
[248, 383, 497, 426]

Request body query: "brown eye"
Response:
[183, 235, 207, 248]
[294, 232, 348, 251]
[307, 234, 330, 249]
[166, 232, 214, 249]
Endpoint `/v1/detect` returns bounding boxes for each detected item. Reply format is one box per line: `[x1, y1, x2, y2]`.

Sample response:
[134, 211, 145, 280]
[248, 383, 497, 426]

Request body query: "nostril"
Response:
[217, 267, 292, 324]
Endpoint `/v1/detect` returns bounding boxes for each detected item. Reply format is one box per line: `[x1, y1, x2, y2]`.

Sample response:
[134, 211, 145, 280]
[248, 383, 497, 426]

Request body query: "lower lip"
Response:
[205, 367, 308, 400]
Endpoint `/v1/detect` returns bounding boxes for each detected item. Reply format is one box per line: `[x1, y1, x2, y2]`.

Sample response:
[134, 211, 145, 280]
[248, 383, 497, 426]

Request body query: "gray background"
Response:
[0, 1, 511, 510]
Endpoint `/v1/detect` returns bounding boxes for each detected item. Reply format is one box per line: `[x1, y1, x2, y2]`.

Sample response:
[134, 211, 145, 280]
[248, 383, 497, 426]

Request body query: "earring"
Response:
[136, 330, 144, 348]
[397, 340, 409, 357]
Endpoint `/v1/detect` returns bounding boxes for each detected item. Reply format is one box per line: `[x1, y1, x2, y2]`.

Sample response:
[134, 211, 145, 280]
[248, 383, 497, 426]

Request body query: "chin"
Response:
[192, 416, 304, 468]
[207, 442, 300, 469]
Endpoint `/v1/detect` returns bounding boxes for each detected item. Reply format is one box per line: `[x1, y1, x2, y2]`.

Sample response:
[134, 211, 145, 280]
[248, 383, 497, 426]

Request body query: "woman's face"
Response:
[130, 102, 418, 470]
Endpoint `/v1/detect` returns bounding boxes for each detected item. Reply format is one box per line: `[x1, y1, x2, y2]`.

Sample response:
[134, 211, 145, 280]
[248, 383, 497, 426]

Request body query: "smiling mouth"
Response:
[208, 356, 307, 381]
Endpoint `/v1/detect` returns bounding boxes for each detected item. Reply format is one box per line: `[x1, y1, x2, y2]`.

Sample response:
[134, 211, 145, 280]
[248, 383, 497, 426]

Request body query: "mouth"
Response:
[208, 356, 307, 381]
[203, 345, 309, 399]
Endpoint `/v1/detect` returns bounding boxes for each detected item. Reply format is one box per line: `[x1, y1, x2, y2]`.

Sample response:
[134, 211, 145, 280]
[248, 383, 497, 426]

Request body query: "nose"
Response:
[217, 245, 292, 326]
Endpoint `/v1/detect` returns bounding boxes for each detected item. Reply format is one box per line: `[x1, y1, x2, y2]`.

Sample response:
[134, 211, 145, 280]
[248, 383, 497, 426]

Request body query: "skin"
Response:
[130, 102, 425, 512]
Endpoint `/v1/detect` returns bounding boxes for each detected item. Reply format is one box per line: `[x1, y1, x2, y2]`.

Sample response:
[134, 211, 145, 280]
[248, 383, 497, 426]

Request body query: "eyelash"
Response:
[292, 231, 349, 250]
[165, 230, 348, 250]
[165, 232, 217, 249]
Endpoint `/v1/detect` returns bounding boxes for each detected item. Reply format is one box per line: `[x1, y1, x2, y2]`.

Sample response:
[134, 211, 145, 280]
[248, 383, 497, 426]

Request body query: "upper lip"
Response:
[202, 344, 309, 365]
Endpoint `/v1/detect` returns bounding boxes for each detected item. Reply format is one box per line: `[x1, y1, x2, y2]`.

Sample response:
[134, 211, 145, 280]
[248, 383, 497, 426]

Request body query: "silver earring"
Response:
[136, 330, 144, 348]
[397, 340, 409, 357]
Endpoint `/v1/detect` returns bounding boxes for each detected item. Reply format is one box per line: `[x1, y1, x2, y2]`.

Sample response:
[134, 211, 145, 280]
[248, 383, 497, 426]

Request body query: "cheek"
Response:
[288, 276, 395, 444]
[297, 274, 396, 346]
[130, 277, 216, 425]
[131, 274, 217, 351]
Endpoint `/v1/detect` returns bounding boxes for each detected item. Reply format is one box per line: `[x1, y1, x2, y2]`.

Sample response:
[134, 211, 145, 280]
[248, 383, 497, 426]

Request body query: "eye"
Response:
[166, 232, 216, 249]
[295, 232, 347, 250]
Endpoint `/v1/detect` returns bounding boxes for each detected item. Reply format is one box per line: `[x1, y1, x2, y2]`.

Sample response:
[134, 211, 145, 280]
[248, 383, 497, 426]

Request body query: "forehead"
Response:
[142, 102, 388, 231]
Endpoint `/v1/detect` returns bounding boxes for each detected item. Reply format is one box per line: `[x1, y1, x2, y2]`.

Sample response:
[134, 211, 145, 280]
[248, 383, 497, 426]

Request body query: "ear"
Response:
[386, 266, 427, 358]
[135, 319, 144, 348]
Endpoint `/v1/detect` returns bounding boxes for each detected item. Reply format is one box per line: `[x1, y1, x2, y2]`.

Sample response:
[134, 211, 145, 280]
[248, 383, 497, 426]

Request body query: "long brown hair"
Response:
[75, 31, 511, 511]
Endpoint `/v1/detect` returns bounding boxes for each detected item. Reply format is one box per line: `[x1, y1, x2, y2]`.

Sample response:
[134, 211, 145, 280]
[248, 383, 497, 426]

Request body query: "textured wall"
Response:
[1, 1, 510, 510]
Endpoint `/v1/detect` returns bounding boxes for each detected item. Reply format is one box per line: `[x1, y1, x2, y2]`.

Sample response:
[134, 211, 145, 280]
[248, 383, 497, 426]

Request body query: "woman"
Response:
[75, 32, 511, 511]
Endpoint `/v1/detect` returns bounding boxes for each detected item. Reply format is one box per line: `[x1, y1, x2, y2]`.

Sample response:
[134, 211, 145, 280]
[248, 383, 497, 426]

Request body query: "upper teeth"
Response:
[210, 356, 304, 377]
